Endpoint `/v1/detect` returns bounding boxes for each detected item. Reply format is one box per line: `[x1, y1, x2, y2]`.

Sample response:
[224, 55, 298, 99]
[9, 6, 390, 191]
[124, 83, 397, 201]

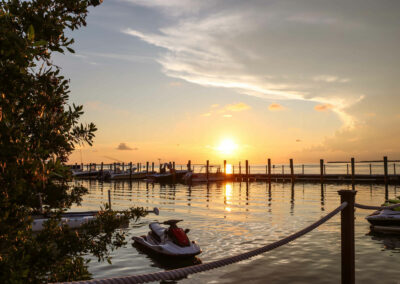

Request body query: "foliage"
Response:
[0, 1, 146, 282]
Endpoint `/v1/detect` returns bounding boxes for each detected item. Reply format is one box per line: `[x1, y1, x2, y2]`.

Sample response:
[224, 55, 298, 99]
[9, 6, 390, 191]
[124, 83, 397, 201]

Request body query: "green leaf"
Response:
[27, 25, 35, 41]
[33, 40, 48, 47]
[66, 47, 75, 53]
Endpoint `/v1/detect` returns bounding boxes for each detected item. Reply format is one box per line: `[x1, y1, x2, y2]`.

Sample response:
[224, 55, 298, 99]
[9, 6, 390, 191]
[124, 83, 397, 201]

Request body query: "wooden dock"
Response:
[69, 156, 400, 184]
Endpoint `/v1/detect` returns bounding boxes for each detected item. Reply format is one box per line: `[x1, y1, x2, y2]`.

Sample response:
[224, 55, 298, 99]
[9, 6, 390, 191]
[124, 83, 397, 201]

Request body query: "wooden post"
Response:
[394, 163, 397, 176]
[320, 159, 324, 182]
[206, 160, 209, 181]
[369, 164, 372, 175]
[224, 160, 227, 176]
[108, 190, 111, 209]
[146, 161, 149, 174]
[245, 160, 249, 179]
[80, 163, 83, 170]
[188, 160, 191, 171]
[383, 156, 388, 184]
[347, 164, 349, 175]
[129, 162, 132, 179]
[290, 159, 294, 182]
[302, 164, 304, 175]
[122, 162, 125, 172]
[281, 165, 284, 175]
[100, 162, 103, 175]
[152, 162, 154, 172]
[351, 158, 355, 185]
[137, 163, 140, 173]
[239, 162, 242, 177]
[268, 159, 271, 182]
[173, 161, 175, 170]
[338, 190, 356, 284]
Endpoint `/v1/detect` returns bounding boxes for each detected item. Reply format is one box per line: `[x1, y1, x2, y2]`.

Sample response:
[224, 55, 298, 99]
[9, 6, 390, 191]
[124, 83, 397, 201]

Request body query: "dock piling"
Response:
[290, 159, 294, 182]
[224, 160, 227, 177]
[146, 162, 149, 174]
[338, 190, 356, 284]
[384, 156, 388, 184]
[268, 159, 271, 182]
[351, 158, 355, 186]
[245, 160, 249, 180]
[206, 160, 209, 181]
[320, 159, 324, 182]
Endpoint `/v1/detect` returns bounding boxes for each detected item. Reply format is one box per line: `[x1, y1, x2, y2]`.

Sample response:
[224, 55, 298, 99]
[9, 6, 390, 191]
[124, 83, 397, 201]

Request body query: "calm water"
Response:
[72, 180, 400, 283]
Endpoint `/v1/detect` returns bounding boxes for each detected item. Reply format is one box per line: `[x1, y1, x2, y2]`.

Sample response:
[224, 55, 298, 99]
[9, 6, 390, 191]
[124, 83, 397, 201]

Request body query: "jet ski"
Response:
[132, 220, 201, 258]
[366, 209, 400, 226]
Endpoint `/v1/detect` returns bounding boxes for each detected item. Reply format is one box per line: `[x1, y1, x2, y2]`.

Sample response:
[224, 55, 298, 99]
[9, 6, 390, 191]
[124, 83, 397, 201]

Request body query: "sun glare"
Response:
[217, 139, 237, 156]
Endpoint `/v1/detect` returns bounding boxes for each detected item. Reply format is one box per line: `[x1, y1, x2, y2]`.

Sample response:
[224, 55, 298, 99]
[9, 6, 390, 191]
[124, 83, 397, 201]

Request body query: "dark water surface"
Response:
[72, 181, 400, 283]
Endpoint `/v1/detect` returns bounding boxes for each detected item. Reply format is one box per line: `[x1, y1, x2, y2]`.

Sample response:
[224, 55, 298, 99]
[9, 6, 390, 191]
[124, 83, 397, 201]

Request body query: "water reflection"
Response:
[75, 180, 400, 282]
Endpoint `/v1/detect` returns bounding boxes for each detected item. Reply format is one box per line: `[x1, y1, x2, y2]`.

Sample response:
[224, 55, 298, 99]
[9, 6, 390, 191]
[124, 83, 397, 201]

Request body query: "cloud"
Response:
[201, 112, 211, 117]
[268, 103, 285, 111]
[224, 102, 251, 112]
[313, 75, 349, 83]
[314, 104, 333, 112]
[122, 1, 372, 129]
[168, 81, 182, 87]
[116, 143, 138, 151]
[296, 139, 302, 142]
[222, 114, 232, 118]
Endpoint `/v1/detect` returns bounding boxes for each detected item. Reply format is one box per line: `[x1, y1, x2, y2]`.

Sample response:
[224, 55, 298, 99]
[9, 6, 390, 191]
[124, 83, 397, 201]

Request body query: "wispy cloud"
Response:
[313, 75, 349, 83]
[268, 103, 285, 111]
[122, 1, 366, 129]
[314, 104, 333, 112]
[224, 102, 251, 112]
[222, 114, 232, 118]
[116, 143, 138, 151]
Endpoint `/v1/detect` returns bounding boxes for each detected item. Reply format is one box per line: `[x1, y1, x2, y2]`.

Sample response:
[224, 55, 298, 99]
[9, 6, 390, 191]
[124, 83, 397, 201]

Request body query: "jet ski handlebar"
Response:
[162, 219, 183, 226]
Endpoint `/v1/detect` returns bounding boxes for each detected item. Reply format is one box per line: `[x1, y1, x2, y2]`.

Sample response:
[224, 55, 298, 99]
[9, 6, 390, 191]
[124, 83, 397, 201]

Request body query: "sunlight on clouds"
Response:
[225, 102, 251, 112]
[314, 104, 333, 112]
[268, 103, 285, 111]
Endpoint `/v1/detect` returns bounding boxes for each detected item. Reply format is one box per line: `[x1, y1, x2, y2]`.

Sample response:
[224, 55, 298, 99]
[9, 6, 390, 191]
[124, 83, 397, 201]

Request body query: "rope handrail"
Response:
[59, 202, 348, 284]
[355, 202, 400, 210]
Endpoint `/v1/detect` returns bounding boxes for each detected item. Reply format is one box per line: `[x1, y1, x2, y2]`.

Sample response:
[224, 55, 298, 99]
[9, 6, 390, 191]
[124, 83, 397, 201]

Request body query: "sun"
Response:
[217, 138, 237, 156]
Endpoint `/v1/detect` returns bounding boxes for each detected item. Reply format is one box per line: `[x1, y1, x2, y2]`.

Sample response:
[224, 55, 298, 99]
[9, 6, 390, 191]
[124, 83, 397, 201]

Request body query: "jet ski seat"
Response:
[149, 222, 166, 241]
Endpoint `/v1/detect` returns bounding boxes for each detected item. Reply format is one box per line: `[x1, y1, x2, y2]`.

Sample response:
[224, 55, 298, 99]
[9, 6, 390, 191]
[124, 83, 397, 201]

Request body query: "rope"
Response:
[355, 202, 400, 210]
[58, 202, 348, 284]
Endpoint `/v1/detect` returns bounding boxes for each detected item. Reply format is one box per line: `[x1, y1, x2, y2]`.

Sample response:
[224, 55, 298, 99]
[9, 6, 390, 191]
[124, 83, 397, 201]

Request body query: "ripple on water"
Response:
[71, 181, 400, 283]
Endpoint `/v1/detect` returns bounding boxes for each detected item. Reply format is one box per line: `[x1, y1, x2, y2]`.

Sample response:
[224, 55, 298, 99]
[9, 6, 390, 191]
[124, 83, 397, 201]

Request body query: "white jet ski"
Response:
[132, 220, 201, 258]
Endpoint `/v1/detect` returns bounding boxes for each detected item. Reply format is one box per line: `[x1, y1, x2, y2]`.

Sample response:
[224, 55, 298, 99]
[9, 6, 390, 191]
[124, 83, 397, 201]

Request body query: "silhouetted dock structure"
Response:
[69, 156, 400, 185]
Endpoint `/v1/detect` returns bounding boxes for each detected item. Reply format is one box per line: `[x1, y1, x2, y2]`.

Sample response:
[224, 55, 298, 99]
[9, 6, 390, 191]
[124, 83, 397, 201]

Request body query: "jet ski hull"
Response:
[133, 236, 201, 258]
[366, 209, 400, 227]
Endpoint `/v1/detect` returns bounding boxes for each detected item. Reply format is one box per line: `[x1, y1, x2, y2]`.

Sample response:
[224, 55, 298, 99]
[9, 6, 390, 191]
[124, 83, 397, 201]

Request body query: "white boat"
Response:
[31, 212, 97, 232]
[183, 172, 225, 183]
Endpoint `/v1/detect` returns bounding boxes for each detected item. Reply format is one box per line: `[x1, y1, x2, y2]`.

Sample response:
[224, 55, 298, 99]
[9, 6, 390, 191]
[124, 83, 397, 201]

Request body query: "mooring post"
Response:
[338, 190, 356, 284]
[137, 163, 139, 173]
[290, 158, 294, 182]
[122, 162, 124, 172]
[206, 160, 209, 181]
[80, 163, 83, 170]
[383, 156, 388, 184]
[100, 162, 103, 176]
[113, 162, 116, 174]
[173, 161, 175, 170]
[351, 158, 355, 185]
[245, 160, 249, 180]
[224, 160, 227, 176]
[394, 163, 397, 176]
[320, 159, 324, 182]
[239, 162, 242, 178]
[281, 165, 284, 175]
[152, 162, 154, 172]
[347, 164, 349, 175]
[268, 159, 271, 182]
[369, 164, 372, 175]
[108, 190, 112, 210]
[146, 161, 149, 174]
[129, 162, 132, 179]
[188, 160, 191, 171]
[302, 164, 304, 175]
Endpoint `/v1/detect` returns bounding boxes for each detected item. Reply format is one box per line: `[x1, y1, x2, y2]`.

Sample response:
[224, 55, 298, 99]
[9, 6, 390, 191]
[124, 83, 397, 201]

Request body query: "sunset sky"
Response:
[57, 0, 400, 165]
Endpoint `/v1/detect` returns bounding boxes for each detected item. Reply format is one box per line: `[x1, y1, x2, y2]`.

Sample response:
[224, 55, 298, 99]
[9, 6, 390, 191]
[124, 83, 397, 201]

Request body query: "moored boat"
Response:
[366, 209, 400, 227]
